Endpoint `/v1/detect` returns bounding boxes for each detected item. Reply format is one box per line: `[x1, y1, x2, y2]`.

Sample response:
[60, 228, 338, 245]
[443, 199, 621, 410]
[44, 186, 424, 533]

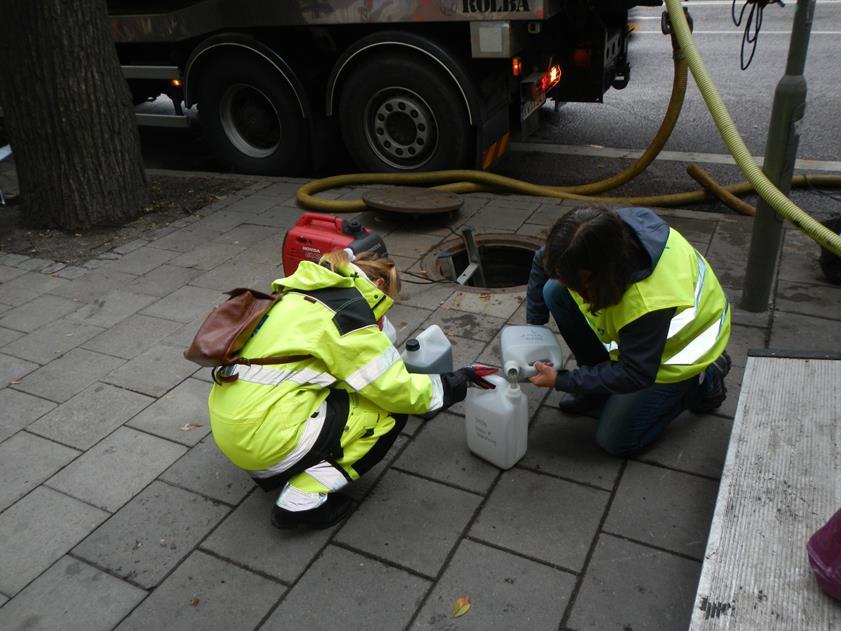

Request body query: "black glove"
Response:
[440, 364, 498, 408]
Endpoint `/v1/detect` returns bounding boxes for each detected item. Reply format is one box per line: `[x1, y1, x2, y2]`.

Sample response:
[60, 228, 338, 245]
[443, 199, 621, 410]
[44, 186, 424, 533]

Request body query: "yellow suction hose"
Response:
[296, 8, 841, 256]
[663, 0, 841, 254]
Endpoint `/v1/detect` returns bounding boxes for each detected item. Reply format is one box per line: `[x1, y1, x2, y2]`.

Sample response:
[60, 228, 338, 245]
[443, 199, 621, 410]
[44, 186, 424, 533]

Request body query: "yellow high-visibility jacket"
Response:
[208, 259, 442, 472]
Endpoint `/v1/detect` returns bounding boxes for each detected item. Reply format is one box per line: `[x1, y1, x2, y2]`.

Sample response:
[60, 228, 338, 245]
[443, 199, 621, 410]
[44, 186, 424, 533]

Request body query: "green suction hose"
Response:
[663, 0, 841, 255]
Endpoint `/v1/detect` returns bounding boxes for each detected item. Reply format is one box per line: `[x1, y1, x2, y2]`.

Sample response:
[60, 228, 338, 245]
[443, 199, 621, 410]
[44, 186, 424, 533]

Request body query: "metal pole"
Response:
[741, 0, 815, 311]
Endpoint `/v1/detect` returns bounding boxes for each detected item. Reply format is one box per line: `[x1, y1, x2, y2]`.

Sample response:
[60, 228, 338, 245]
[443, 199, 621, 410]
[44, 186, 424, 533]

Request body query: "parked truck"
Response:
[108, 0, 651, 176]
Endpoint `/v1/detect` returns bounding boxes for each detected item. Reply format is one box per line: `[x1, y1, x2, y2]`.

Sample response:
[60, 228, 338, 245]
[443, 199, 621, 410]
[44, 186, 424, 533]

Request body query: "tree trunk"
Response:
[0, 0, 147, 230]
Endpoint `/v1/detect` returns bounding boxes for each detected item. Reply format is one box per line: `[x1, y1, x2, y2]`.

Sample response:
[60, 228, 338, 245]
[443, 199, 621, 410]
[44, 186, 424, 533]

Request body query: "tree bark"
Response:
[0, 0, 147, 230]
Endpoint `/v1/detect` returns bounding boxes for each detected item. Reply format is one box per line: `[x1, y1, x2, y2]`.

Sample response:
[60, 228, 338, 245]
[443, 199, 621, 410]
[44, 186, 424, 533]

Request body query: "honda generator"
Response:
[282, 213, 387, 275]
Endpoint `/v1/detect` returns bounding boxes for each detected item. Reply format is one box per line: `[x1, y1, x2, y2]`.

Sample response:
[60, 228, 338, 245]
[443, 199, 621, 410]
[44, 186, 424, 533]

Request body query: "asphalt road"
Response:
[138, 0, 841, 217]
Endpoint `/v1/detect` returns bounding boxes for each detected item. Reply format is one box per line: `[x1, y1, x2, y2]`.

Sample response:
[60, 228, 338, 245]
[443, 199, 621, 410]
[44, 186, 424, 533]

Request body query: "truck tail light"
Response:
[171, 79, 182, 88]
[512, 57, 522, 77]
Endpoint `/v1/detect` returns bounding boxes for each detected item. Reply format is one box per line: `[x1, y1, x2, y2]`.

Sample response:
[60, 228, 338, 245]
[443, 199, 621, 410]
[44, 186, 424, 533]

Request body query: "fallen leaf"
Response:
[177, 423, 202, 431]
[190, 597, 200, 607]
[452, 595, 471, 618]
[479, 293, 491, 301]
[9, 380, 21, 385]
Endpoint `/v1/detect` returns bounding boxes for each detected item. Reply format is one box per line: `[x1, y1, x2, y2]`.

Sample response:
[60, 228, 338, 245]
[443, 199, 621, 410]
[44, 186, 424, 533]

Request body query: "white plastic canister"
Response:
[500, 325, 563, 382]
[401, 324, 453, 374]
[465, 374, 528, 469]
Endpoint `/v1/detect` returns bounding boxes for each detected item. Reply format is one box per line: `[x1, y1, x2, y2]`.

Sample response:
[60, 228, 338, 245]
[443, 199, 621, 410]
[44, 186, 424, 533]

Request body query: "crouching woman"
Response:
[209, 250, 489, 530]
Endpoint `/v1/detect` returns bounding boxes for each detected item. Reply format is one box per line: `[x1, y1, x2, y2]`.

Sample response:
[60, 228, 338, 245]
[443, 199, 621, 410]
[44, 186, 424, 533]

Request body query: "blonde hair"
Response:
[320, 249, 401, 299]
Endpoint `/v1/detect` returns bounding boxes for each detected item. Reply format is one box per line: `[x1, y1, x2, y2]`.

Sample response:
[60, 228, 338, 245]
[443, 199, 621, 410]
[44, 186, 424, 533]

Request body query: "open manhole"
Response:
[421, 234, 543, 291]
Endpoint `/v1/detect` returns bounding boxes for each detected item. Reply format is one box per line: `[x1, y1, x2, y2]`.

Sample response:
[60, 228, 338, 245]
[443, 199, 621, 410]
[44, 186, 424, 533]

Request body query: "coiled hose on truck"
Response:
[297, 5, 841, 257]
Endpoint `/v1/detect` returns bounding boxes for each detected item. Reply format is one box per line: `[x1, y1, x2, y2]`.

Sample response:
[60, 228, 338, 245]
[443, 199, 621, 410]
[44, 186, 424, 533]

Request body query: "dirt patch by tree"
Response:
[0, 174, 252, 266]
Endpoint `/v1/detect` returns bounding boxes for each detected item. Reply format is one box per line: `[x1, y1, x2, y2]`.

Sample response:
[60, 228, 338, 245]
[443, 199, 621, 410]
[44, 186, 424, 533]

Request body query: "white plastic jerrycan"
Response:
[500, 325, 563, 382]
[401, 324, 453, 374]
[465, 374, 528, 469]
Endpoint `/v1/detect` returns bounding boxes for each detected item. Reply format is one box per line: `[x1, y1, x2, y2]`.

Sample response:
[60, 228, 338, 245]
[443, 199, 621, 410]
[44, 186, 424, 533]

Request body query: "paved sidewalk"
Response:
[0, 176, 839, 631]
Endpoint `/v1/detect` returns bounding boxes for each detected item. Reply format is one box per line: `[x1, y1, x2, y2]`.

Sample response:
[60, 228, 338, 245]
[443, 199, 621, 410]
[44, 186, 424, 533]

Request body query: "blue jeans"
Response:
[543, 280, 699, 456]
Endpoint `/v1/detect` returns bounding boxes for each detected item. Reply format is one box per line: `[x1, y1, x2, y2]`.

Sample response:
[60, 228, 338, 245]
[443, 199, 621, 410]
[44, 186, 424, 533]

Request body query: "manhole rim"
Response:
[420, 233, 544, 294]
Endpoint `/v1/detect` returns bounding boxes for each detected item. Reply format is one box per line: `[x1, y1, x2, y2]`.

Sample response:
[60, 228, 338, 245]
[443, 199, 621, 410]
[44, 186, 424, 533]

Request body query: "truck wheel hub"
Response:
[220, 84, 280, 158]
[366, 88, 436, 169]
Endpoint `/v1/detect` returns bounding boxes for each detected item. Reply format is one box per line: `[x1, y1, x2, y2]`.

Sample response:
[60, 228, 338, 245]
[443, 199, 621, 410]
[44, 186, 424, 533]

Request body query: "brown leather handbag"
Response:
[184, 288, 308, 378]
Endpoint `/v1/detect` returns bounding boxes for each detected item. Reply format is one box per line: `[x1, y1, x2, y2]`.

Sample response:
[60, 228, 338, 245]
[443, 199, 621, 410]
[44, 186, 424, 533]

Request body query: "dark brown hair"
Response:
[542, 206, 647, 312]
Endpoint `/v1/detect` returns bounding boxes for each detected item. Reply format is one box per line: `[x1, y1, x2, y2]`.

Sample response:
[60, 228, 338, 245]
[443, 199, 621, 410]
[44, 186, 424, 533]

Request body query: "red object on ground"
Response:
[282, 213, 387, 275]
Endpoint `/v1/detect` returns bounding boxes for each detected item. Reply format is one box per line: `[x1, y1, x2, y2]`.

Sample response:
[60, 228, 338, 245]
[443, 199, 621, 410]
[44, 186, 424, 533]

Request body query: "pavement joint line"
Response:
[772, 307, 841, 323]
[388, 465, 486, 498]
[629, 457, 724, 484]
[330, 539, 439, 583]
[598, 531, 706, 564]
[463, 534, 581, 577]
[195, 546, 291, 587]
[515, 463, 615, 493]
[65, 550, 151, 594]
[16, 428, 83, 458]
[559, 459, 628, 630]
[155, 479, 240, 510]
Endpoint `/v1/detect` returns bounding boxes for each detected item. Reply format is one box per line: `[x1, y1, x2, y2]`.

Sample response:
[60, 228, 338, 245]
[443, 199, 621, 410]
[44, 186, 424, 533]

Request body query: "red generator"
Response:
[282, 213, 387, 275]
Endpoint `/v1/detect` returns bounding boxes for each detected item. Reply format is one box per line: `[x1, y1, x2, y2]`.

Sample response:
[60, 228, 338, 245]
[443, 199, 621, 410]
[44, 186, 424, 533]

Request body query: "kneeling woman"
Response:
[209, 250, 489, 529]
[527, 206, 731, 456]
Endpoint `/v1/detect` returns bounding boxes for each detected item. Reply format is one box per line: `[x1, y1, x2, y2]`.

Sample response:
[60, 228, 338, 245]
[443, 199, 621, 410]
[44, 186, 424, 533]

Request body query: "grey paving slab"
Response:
[0, 325, 23, 347]
[779, 226, 830, 285]
[224, 194, 279, 214]
[47, 426, 186, 512]
[116, 550, 283, 631]
[104, 246, 179, 275]
[16, 257, 56, 271]
[638, 412, 733, 479]
[48, 268, 138, 302]
[381, 231, 445, 259]
[112, 238, 149, 254]
[519, 408, 622, 490]
[160, 316, 204, 349]
[69, 289, 158, 327]
[127, 377, 211, 446]
[151, 227, 223, 253]
[0, 272, 68, 306]
[604, 461, 719, 559]
[0, 431, 79, 511]
[103, 343, 198, 397]
[82, 313, 185, 359]
[663, 215, 717, 254]
[412, 539, 575, 631]
[0, 294, 81, 332]
[13, 348, 124, 403]
[396, 275, 456, 309]
[336, 469, 482, 577]
[213, 223, 278, 248]
[725, 288, 774, 329]
[525, 201, 568, 227]
[2, 318, 106, 365]
[265, 545, 429, 631]
[126, 263, 204, 297]
[251, 204, 304, 228]
[73, 481, 230, 589]
[52, 265, 89, 279]
[441, 289, 525, 320]
[167, 241, 245, 270]
[568, 534, 700, 631]
[769, 310, 841, 352]
[28, 382, 153, 450]
[387, 303, 434, 346]
[469, 204, 532, 230]
[703, 216, 751, 290]
[725, 323, 767, 369]
[0, 352, 39, 385]
[0, 556, 146, 631]
[774, 279, 841, 320]
[395, 411, 500, 494]
[0, 264, 27, 282]
[188, 210, 246, 233]
[0, 389, 56, 442]
[470, 468, 609, 572]
[242, 235, 286, 266]
[422, 307, 507, 344]
[202, 489, 335, 583]
[140, 285, 224, 323]
[159, 435, 254, 504]
[0, 253, 30, 266]
[188, 260, 280, 292]
[0, 486, 108, 595]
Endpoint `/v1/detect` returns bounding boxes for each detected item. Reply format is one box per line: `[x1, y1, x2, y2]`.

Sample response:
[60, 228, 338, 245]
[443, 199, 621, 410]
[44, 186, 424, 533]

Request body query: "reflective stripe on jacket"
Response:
[209, 260, 442, 471]
[569, 227, 730, 383]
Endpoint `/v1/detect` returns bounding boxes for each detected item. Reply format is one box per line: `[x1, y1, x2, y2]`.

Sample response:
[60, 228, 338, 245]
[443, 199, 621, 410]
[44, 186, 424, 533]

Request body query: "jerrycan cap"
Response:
[405, 339, 420, 352]
[342, 219, 364, 235]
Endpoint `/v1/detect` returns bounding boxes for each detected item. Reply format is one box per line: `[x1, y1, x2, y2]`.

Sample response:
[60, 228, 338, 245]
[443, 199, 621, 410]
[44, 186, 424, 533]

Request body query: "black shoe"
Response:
[690, 352, 732, 413]
[271, 493, 354, 531]
[557, 393, 606, 417]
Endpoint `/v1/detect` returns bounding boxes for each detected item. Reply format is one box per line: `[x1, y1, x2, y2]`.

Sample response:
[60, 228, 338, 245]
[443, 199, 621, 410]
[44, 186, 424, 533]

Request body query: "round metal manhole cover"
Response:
[362, 186, 464, 214]
[421, 234, 543, 292]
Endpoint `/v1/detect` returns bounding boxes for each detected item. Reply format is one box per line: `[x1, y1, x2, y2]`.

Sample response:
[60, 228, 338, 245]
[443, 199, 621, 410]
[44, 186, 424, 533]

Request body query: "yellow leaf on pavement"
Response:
[452, 595, 471, 618]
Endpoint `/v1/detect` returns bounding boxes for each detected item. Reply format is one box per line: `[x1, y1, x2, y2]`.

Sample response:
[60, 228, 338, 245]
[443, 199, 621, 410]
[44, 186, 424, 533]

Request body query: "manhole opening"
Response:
[425, 235, 543, 290]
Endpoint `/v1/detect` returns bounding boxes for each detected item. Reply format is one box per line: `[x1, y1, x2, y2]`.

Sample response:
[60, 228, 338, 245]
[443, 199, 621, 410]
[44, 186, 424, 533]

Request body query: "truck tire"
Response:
[196, 56, 308, 175]
[339, 55, 471, 172]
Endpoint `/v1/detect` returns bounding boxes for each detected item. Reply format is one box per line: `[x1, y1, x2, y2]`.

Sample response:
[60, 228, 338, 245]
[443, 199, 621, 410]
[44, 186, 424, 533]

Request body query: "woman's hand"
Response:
[529, 361, 557, 388]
